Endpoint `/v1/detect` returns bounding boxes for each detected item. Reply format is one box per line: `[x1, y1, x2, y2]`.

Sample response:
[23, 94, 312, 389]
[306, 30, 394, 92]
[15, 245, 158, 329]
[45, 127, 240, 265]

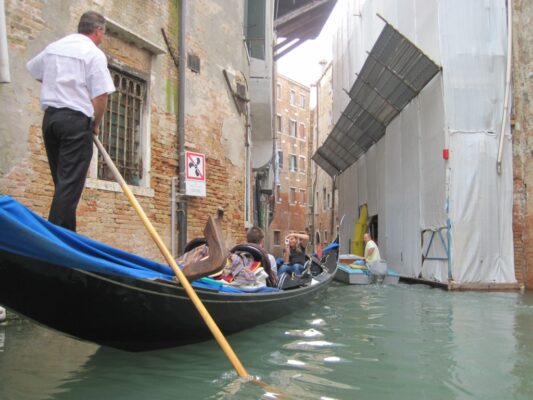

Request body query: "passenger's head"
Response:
[288, 234, 298, 248]
[246, 226, 264, 245]
[363, 232, 371, 243]
[78, 11, 106, 45]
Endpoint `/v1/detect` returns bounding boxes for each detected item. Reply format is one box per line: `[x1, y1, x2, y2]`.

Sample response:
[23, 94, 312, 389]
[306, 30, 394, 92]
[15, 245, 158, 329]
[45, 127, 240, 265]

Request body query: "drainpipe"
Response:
[245, 100, 251, 227]
[0, 0, 11, 83]
[311, 82, 319, 252]
[171, 177, 177, 257]
[496, 0, 512, 175]
[177, 0, 188, 253]
[330, 175, 336, 242]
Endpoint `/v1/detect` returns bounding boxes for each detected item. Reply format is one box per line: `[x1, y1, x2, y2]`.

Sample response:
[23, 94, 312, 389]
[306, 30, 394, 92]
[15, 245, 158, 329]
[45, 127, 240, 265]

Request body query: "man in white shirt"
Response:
[363, 232, 381, 263]
[27, 11, 115, 231]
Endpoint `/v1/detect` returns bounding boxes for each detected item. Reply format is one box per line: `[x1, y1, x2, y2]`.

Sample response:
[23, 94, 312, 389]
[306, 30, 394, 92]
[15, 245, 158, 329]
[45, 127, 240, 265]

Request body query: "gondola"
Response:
[0, 196, 337, 351]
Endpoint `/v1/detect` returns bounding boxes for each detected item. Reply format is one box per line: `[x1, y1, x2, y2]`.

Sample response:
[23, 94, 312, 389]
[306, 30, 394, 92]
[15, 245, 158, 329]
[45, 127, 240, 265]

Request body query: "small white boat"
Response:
[334, 255, 400, 285]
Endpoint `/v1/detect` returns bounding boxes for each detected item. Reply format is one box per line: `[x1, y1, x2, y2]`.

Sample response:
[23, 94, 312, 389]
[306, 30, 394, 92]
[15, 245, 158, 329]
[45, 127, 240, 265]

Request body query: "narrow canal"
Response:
[1, 283, 533, 399]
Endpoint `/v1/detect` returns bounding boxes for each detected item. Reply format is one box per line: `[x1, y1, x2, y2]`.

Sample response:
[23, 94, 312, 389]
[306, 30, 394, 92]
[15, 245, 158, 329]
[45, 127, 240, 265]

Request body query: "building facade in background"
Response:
[269, 74, 310, 258]
[310, 62, 338, 253]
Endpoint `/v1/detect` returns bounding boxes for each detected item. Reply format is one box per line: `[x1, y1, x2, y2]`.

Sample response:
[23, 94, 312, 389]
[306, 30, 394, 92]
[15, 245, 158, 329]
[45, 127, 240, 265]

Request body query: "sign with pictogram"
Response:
[185, 151, 206, 197]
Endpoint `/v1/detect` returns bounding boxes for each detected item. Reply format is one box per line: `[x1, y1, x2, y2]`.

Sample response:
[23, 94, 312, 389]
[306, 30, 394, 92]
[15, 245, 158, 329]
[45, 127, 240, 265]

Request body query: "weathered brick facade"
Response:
[269, 74, 310, 258]
[0, 0, 252, 262]
[311, 63, 338, 251]
[512, 0, 533, 289]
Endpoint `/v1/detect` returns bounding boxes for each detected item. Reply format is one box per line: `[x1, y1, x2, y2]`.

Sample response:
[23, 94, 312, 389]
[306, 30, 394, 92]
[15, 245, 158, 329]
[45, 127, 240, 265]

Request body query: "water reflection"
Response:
[0, 318, 98, 400]
[1, 284, 533, 399]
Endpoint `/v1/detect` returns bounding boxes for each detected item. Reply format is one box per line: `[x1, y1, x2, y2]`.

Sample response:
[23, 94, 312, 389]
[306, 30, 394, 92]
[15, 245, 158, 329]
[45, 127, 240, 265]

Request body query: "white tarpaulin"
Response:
[330, 0, 515, 284]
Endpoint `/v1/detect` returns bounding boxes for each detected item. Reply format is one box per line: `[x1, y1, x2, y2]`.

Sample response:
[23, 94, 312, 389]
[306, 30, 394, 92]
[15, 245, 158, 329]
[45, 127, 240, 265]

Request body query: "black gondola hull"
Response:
[0, 250, 335, 351]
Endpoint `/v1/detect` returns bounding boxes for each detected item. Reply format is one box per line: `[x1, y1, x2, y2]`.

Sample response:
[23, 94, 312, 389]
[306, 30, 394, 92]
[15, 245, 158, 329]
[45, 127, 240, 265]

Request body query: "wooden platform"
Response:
[400, 276, 523, 291]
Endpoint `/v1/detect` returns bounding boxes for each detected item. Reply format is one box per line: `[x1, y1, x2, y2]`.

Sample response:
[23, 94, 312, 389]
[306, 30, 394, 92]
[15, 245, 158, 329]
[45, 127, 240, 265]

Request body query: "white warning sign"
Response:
[185, 151, 206, 197]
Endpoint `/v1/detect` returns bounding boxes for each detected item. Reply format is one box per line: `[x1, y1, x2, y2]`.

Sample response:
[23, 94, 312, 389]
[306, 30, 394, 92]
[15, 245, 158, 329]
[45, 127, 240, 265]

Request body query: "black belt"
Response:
[45, 107, 91, 121]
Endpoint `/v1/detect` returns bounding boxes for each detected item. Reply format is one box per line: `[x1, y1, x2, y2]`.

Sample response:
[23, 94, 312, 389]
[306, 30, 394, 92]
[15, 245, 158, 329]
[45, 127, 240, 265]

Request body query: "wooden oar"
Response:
[93, 136, 250, 378]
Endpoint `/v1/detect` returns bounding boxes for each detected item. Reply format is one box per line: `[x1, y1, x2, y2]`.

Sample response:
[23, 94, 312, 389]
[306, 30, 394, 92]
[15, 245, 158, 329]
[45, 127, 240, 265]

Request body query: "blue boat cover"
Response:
[322, 242, 339, 255]
[0, 196, 278, 293]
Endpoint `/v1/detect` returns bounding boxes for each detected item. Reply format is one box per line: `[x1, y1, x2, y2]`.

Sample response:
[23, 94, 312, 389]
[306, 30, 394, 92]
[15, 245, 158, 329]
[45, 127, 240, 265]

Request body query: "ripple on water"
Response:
[283, 340, 335, 351]
[284, 328, 324, 338]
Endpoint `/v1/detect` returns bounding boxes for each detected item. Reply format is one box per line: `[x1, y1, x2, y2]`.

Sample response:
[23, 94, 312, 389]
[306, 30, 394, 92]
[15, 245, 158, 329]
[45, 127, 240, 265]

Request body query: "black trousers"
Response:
[42, 107, 93, 232]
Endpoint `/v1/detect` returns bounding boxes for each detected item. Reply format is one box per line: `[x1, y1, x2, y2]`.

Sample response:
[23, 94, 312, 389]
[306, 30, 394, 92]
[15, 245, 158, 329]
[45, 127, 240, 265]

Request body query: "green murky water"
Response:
[1, 283, 533, 399]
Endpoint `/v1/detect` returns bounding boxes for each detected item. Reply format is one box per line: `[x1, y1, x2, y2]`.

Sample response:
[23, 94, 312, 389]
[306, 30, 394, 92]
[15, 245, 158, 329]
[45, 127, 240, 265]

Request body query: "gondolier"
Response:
[26, 10, 115, 232]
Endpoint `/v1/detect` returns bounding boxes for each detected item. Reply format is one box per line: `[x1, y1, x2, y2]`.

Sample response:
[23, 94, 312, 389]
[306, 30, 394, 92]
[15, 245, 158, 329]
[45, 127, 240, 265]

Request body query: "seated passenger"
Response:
[278, 233, 309, 277]
[246, 226, 277, 286]
[220, 251, 268, 289]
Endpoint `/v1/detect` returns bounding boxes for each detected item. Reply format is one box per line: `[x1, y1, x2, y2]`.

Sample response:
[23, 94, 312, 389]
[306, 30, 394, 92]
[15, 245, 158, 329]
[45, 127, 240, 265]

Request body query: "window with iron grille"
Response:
[98, 69, 145, 186]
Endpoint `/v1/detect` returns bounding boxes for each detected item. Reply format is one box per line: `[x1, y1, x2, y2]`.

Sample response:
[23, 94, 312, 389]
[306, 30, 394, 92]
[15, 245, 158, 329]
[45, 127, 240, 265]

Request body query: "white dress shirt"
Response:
[27, 33, 115, 118]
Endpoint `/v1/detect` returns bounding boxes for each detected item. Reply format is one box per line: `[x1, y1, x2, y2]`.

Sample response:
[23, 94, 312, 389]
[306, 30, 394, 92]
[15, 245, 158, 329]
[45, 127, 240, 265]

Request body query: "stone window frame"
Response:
[299, 189, 306, 207]
[276, 184, 282, 203]
[276, 114, 282, 132]
[299, 155, 306, 174]
[289, 90, 296, 106]
[273, 230, 281, 246]
[289, 154, 298, 172]
[289, 119, 297, 137]
[87, 59, 153, 197]
[298, 122, 306, 140]
[298, 93, 305, 108]
[85, 18, 166, 197]
[289, 186, 297, 205]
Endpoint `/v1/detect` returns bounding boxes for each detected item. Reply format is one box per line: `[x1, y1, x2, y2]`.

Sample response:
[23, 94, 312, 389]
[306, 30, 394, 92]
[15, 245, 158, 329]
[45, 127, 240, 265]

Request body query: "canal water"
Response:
[1, 282, 533, 400]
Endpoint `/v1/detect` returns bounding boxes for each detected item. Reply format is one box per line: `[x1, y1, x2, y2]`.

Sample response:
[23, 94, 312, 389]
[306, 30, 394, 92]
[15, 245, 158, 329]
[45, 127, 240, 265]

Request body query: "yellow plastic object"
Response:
[349, 263, 368, 270]
[351, 204, 367, 256]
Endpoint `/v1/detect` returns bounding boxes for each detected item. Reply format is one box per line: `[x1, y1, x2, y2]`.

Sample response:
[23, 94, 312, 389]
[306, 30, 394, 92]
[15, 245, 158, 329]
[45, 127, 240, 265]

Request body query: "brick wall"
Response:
[512, 0, 533, 289]
[270, 74, 311, 257]
[0, 0, 250, 264]
[313, 64, 338, 250]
